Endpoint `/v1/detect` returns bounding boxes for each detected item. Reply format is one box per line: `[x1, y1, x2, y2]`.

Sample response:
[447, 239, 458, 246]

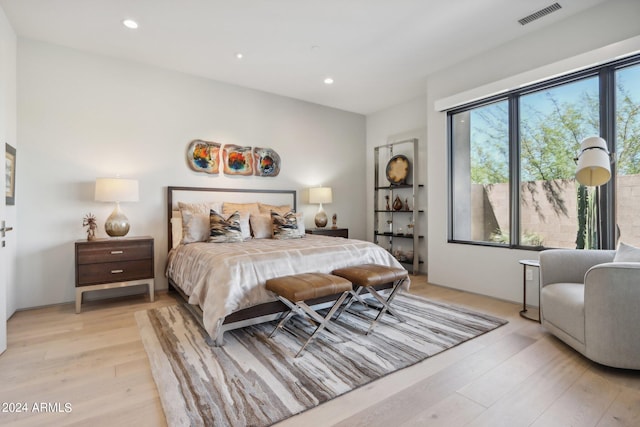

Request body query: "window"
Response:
[519, 78, 599, 248]
[451, 101, 509, 243]
[449, 54, 640, 249]
[615, 63, 640, 247]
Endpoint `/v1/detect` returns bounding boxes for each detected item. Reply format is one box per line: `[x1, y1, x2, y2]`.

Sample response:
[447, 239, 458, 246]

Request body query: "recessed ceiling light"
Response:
[324, 77, 334, 85]
[236, 53, 243, 60]
[122, 19, 138, 29]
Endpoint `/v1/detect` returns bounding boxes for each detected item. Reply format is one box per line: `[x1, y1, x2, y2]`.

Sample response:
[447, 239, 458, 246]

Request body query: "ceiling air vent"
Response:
[518, 3, 562, 26]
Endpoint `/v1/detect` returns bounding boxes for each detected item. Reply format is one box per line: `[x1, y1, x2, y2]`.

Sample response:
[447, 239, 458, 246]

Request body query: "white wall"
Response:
[366, 96, 427, 272]
[0, 5, 17, 319]
[16, 39, 366, 309]
[426, 0, 640, 303]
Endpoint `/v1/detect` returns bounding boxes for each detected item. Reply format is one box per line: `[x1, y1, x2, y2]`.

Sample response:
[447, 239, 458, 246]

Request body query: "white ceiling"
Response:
[0, 0, 609, 114]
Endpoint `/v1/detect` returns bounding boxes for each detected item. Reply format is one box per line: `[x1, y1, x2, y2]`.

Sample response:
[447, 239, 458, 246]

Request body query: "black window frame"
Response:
[447, 53, 640, 250]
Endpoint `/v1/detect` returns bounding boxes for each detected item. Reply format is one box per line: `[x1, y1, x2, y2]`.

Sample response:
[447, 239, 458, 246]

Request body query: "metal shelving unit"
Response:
[374, 138, 422, 273]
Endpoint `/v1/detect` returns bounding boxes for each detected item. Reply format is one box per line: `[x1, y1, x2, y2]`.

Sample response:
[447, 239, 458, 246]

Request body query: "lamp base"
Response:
[105, 203, 131, 237]
[314, 210, 328, 228]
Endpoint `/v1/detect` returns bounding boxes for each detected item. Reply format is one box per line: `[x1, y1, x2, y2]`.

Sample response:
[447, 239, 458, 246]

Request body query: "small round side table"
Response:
[519, 259, 541, 323]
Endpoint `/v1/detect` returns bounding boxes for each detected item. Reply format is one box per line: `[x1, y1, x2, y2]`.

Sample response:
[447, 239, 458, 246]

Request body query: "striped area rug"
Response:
[136, 293, 507, 427]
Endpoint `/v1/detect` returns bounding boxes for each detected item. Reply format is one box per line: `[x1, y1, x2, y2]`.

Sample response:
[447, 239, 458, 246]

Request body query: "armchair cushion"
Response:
[541, 282, 585, 344]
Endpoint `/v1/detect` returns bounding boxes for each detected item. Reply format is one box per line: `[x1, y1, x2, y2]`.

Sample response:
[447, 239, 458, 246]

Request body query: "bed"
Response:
[165, 186, 407, 345]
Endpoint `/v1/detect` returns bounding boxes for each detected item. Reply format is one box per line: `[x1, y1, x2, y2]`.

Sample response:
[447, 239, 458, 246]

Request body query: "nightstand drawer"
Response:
[76, 240, 152, 264]
[77, 259, 154, 286]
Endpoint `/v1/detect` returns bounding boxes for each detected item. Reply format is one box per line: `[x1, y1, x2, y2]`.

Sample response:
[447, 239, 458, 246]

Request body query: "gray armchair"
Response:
[539, 249, 640, 370]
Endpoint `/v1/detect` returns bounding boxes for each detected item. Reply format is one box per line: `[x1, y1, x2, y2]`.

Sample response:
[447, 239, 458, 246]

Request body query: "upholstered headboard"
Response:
[166, 186, 297, 252]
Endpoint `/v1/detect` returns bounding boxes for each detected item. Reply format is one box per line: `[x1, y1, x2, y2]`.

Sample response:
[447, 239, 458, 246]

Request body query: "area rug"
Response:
[136, 294, 507, 427]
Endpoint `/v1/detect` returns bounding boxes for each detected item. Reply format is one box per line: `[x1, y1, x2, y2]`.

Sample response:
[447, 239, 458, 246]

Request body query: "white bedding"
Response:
[165, 234, 407, 340]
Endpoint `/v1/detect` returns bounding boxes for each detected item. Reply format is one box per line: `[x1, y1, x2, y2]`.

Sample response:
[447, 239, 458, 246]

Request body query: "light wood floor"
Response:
[1, 276, 639, 426]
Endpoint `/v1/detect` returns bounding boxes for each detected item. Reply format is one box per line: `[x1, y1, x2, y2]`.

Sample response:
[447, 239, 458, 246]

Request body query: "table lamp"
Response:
[309, 187, 332, 228]
[95, 177, 139, 237]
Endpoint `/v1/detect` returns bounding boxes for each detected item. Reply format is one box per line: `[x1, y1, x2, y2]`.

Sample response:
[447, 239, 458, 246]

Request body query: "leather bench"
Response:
[265, 272, 352, 357]
[332, 264, 408, 334]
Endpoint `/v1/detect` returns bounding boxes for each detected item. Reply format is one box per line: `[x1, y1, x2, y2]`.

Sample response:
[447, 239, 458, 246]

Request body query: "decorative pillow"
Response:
[178, 201, 222, 244]
[259, 203, 291, 216]
[179, 201, 223, 214]
[271, 210, 303, 240]
[209, 210, 243, 243]
[250, 214, 273, 239]
[222, 202, 260, 216]
[614, 242, 640, 262]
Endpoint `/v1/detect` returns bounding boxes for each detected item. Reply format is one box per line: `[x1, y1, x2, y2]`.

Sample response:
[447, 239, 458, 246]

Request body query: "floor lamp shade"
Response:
[309, 187, 332, 228]
[575, 136, 611, 187]
[95, 178, 139, 237]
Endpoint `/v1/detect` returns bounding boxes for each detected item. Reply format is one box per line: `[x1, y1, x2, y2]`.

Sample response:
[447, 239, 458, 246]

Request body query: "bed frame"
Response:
[166, 185, 394, 346]
[167, 186, 337, 346]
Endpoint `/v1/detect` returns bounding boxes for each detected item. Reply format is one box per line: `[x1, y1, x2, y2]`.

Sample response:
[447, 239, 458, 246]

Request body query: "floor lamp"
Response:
[575, 136, 612, 249]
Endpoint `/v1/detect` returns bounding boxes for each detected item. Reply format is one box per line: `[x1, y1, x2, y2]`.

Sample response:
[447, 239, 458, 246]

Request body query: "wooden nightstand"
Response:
[305, 228, 349, 238]
[75, 236, 155, 313]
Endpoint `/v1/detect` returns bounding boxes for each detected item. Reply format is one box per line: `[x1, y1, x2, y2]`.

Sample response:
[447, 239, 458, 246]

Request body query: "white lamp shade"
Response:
[95, 178, 139, 202]
[308, 187, 332, 204]
[575, 137, 611, 187]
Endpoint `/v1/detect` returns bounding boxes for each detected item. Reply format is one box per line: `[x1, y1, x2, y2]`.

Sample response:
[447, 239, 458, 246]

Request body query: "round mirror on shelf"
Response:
[385, 155, 410, 185]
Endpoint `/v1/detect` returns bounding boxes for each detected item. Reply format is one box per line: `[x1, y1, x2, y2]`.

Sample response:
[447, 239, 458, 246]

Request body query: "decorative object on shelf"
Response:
[405, 249, 414, 263]
[397, 227, 404, 236]
[253, 147, 281, 177]
[223, 144, 254, 176]
[385, 195, 390, 211]
[392, 248, 414, 263]
[332, 213, 337, 228]
[187, 139, 220, 174]
[82, 213, 97, 241]
[309, 186, 332, 228]
[392, 195, 403, 211]
[404, 198, 410, 211]
[385, 154, 410, 185]
[5, 143, 16, 205]
[387, 220, 393, 234]
[407, 222, 414, 236]
[95, 177, 139, 237]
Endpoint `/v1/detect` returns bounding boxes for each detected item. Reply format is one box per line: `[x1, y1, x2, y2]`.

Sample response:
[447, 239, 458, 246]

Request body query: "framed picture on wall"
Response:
[5, 143, 16, 205]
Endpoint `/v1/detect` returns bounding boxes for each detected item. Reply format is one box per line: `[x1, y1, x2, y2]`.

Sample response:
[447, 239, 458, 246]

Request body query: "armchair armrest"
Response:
[539, 249, 615, 287]
[584, 262, 640, 369]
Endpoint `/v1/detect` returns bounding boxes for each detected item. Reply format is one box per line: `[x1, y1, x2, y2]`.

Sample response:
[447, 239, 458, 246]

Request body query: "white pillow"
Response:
[614, 242, 640, 262]
[237, 211, 251, 240]
[178, 201, 222, 244]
